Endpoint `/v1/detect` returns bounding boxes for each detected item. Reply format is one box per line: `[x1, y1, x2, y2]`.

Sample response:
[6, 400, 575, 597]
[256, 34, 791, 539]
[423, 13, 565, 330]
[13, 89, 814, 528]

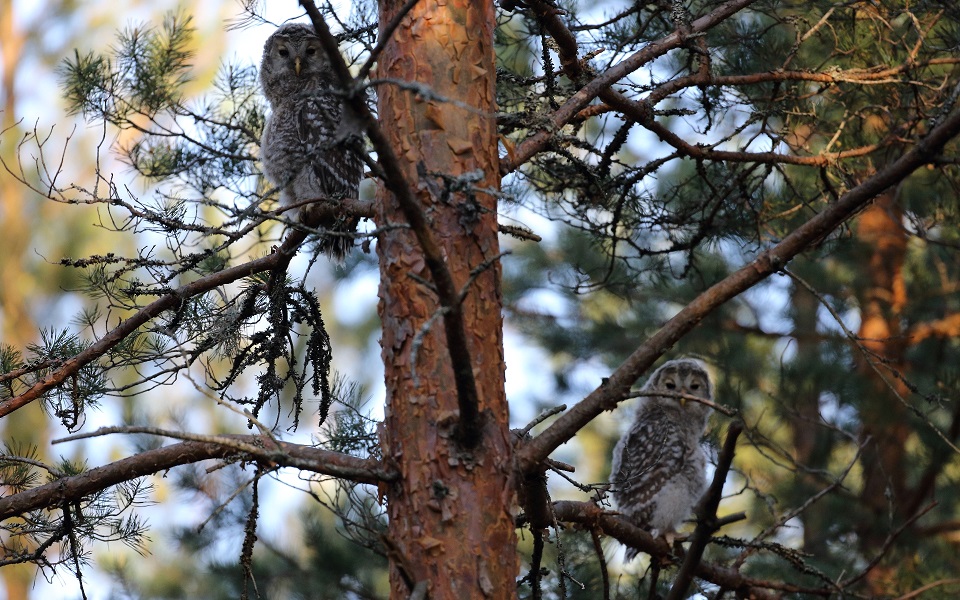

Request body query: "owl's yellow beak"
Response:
[295, 57, 301, 76]
[680, 397, 687, 407]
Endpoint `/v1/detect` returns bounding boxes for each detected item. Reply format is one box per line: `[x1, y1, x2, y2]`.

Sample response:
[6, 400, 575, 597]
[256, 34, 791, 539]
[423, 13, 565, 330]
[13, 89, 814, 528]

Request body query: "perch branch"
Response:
[552, 500, 783, 600]
[0, 434, 397, 521]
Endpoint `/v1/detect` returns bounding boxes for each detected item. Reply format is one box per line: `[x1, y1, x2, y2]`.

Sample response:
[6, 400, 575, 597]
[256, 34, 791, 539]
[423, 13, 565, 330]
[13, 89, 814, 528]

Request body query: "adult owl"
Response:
[609, 357, 713, 560]
[260, 22, 362, 259]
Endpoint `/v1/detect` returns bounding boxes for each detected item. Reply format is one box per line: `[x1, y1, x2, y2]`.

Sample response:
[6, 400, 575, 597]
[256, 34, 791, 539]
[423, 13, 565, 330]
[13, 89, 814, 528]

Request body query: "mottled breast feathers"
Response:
[610, 358, 714, 560]
[259, 22, 363, 259]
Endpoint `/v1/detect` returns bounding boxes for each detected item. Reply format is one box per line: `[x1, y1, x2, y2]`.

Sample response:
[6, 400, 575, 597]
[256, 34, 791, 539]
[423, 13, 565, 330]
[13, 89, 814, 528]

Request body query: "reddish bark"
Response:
[375, 1, 517, 597]
[854, 190, 912, 590]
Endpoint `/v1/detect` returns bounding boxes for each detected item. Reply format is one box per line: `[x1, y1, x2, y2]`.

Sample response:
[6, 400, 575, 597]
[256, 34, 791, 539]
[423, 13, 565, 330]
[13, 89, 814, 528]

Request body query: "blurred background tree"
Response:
[0, 3, 232, 598]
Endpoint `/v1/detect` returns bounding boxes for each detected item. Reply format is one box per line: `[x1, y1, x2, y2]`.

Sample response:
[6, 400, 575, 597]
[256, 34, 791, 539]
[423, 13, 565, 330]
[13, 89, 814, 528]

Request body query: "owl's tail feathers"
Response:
[316, 230, 356, 260]
[317, 220, 359, 261]
[299, 202, 362, 260]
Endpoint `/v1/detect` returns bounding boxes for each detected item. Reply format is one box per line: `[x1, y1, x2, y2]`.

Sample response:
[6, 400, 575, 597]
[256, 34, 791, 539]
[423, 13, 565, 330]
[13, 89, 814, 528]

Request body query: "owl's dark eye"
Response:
[306, 47, 317, 56]
[278, 48, 289, 57]
[690, 383, 700, 390]
[665, 381, 676, 390]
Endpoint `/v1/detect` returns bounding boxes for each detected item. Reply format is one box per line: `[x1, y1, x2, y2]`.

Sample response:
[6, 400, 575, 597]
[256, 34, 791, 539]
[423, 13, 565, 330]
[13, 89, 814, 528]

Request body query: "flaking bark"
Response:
[375, 1, 518, 597]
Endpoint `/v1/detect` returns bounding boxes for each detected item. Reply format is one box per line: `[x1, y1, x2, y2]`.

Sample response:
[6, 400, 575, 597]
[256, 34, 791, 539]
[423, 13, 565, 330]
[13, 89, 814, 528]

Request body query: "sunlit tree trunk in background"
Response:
[0, 6, 43, 599]
[0, 0, 33, 347]
[854, 188, 911, 590]
[375, 1, 518, 597]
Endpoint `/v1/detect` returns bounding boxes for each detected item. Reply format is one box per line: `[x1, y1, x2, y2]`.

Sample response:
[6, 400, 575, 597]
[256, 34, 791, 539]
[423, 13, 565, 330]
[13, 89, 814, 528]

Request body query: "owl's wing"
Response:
[611, 408, 689, 524]
[297, 93, 362, 198]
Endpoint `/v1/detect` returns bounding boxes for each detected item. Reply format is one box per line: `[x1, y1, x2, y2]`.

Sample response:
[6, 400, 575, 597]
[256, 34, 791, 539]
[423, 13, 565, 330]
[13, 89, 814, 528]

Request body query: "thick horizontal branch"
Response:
[517, 105, 960, 472]
[0, 434, 396, 521]
[501, 0, 760, 174]
[552, 501, 784, 600]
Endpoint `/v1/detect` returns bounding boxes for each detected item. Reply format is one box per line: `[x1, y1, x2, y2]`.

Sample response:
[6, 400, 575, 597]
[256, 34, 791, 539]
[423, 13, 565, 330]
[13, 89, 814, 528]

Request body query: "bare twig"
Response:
[517, 404, 568, 437]
[745, 441, 863, 551]
[590, 528, 611, 600]
[624, 389, 737, 417]
[785, 267, 960, 457]
[498, 223, 542, 242]
[839, 502, 938, 589]
[894, 578, 960, 600]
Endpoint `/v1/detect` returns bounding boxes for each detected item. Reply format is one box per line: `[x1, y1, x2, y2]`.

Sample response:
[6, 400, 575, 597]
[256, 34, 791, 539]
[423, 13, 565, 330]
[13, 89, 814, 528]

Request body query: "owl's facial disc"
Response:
[661, 375, 685, 405]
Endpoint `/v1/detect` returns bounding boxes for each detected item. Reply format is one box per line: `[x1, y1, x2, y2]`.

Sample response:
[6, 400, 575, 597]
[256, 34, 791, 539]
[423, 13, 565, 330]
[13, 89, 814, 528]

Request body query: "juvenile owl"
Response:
[260, 23, 362, 259]
[610, 357, 713, 560]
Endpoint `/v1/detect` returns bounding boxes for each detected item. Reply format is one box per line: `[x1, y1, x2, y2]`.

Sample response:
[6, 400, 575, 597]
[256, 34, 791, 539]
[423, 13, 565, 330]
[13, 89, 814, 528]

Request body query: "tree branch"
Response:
[501, 0, 762, 174]
[523, 0, 908, 170]
[552, 500, 783, 600]
[0, 229, 299, 418]
[0, 434, 397, 521]
[517, 105, 960, 473]
[666, 422, 743, 600]
[839, 502, 937, 590]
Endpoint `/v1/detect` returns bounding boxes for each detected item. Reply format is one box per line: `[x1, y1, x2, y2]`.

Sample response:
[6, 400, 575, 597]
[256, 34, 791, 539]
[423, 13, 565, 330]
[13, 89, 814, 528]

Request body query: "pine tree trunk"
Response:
[375, 1, 518, 598]
[854, 189, 911, 590]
